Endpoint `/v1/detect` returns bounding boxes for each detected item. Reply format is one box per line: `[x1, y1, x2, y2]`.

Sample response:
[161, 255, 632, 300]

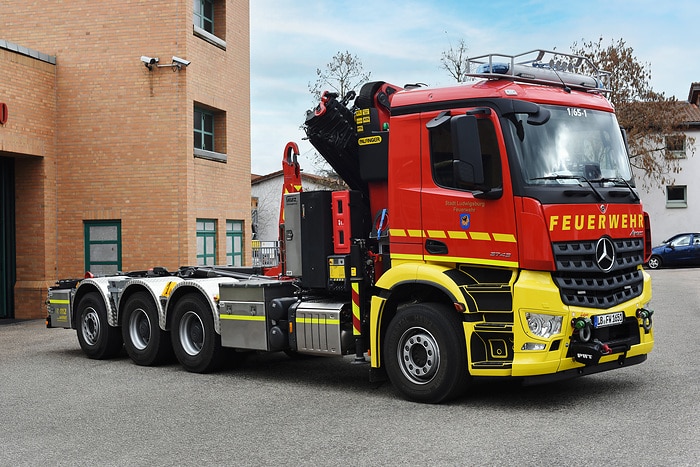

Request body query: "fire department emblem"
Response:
[599, 204, 607, 214]
[460, 213, 471, 229]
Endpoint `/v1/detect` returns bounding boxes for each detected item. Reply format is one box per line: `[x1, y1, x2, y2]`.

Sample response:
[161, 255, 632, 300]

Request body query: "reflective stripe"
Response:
[352, 282, 361, 335]
[220, 314, 265, 321]
[296, 317, 341, 325]
[391, 252, 518, 268]
[426, 230, 447, 238]
[424, 254, 518, 268]
[469, 231, 491, 241]
[493, 233, 517, 242]
[391, 228, 516, 242]
[49, 299, 70, 304]
[390, 253, 423, 261]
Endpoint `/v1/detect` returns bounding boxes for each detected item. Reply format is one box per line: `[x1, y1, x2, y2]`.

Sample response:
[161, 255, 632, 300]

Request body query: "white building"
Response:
[636, 83, 700, 246]
[251, 171, 342, 242]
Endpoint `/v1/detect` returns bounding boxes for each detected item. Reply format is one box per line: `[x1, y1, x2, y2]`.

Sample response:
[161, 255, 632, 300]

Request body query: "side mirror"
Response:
[450, 115, 484, 185]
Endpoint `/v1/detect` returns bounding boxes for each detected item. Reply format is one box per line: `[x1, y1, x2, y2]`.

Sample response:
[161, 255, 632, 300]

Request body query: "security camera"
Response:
[172, 56, 191, 67]
[140, 56, 159, 69]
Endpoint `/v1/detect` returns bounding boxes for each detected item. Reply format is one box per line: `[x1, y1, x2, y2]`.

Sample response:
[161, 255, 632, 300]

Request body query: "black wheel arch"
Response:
[377, 282, 463, 369]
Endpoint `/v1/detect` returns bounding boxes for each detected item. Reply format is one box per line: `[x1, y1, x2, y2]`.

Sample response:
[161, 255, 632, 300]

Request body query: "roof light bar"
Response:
[466, 49, 610, 93]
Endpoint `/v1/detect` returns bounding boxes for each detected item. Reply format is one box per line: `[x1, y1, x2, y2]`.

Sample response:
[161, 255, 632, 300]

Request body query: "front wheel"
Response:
[647, 255, 662, 269]
[384, 303, 468, 403]
[171, 294, 222, 373]
[121, 291, 172, 366]
[76, 292, 123, 359]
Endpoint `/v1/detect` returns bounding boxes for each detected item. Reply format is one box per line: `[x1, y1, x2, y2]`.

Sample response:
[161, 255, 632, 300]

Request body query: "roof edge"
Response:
[0, 39, 56, 65]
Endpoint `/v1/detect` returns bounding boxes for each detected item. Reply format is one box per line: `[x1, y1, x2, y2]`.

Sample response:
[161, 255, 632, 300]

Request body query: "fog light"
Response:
[521, 342, 547, 351]
[525, 313, 563, 338]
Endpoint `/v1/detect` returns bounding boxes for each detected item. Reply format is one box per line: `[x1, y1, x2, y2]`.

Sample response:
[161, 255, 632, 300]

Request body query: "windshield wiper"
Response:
[591, 177, 640, 201]
[530, 174, 605, 202]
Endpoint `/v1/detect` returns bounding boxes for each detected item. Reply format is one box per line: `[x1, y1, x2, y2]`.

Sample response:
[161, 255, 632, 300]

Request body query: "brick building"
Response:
[0, 0, 251, 319]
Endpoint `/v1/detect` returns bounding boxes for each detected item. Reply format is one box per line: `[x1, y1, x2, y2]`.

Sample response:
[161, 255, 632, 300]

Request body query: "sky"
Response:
[249, 0, 699, 175]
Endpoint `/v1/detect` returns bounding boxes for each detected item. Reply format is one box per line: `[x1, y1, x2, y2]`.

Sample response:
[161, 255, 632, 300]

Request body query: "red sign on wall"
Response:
[0, 102, 7, 125]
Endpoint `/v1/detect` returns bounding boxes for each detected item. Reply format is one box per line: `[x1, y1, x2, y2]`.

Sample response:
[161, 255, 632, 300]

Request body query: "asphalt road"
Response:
[1, 268, 699, 466]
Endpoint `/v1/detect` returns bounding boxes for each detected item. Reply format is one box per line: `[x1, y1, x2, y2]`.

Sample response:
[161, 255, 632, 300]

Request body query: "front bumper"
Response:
[521, 354, 647, 386]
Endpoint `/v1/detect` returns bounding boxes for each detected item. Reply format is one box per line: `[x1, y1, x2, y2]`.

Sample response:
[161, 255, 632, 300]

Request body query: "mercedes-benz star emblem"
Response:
[595, 237, 615, 272]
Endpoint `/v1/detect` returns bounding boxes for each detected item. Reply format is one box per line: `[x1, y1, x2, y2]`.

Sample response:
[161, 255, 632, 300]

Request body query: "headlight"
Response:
[525, 312, 562, 338]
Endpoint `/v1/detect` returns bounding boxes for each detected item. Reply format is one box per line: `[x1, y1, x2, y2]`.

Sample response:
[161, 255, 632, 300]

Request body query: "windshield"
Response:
[507, 105, 633, 185]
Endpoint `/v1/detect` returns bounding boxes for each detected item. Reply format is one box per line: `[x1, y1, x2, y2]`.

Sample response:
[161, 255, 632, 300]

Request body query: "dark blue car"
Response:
[646, 233, 700, 269]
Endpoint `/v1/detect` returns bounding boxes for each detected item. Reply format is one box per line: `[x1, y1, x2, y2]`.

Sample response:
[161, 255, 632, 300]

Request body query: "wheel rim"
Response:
[128, 308, 151, 351]
[81, 307, 100, 346]
[649, 257, 659, 269]
[396, 326, 440, 385]
[179, 311, 204, 356]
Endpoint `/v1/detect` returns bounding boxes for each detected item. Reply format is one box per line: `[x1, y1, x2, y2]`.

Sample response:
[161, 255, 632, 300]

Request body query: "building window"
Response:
[194, 105, 227, 162]
[193, 0, 226, 49]
[193, 0, 214, 34]
[665, 134, 686, 159]
[666, 185, 687, 208]
[194, 107, 214, 151]
[196, 219, 217, 266]
[226, 220, 243, 266]
[84, 220, 121, 275]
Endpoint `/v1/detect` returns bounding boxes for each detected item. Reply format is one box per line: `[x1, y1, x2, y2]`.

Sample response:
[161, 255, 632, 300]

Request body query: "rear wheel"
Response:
[76, 292, 123, 359]
[647, 255, 662, 269]
[171, 294, 222, 373]
[122, 291, 172, 366]
[384, 303, 468, 403]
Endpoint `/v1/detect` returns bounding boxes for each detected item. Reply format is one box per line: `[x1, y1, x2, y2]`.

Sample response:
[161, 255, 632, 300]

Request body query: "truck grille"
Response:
[551, 238, 644, 309]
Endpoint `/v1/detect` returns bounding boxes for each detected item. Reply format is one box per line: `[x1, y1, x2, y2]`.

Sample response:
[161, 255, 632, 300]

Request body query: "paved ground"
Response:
[1, 268, 699, 466]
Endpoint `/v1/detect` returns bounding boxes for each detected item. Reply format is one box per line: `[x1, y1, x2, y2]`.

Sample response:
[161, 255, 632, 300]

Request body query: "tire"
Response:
[76, 292, 123, 359]
[170, 293, 223, 373]
[121, 291, 173, 366]
[384, 303, 468, 403]
[647, 255, 662, 269]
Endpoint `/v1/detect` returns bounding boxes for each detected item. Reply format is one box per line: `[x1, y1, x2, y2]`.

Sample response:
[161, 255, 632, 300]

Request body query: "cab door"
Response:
[419, 108, 518, 268]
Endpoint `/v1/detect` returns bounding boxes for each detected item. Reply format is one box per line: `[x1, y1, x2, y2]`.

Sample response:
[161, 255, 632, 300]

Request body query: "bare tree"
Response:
[307, 51, 370, 178]
[571, 37, 694, 191]
[308, 50, 371, 103]
[440, 38, 470, 83]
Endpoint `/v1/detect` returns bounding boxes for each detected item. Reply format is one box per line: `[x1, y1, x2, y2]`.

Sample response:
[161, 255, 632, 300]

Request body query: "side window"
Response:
[84, 220, 121, 275]
[429, 116, 502, 191]
[671, 235, 691, 247]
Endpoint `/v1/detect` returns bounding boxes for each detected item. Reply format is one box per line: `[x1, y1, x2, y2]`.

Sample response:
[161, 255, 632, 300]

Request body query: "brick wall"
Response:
[2, 0, 251, 318]
[0, 48, 57, 319]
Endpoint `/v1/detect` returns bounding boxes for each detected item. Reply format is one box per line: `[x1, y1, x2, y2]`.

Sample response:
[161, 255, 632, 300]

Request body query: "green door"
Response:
[0, 157, 16, 319]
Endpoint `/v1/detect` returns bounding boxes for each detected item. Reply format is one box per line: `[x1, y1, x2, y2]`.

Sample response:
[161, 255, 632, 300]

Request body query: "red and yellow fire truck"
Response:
[47, 50, 654, 403]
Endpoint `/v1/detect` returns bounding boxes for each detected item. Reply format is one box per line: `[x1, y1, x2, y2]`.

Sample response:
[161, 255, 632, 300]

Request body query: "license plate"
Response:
[593, 312, 624, 328]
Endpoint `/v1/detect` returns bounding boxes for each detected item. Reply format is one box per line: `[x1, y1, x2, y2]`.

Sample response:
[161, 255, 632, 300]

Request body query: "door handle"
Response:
[425, 239, 448, 255]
